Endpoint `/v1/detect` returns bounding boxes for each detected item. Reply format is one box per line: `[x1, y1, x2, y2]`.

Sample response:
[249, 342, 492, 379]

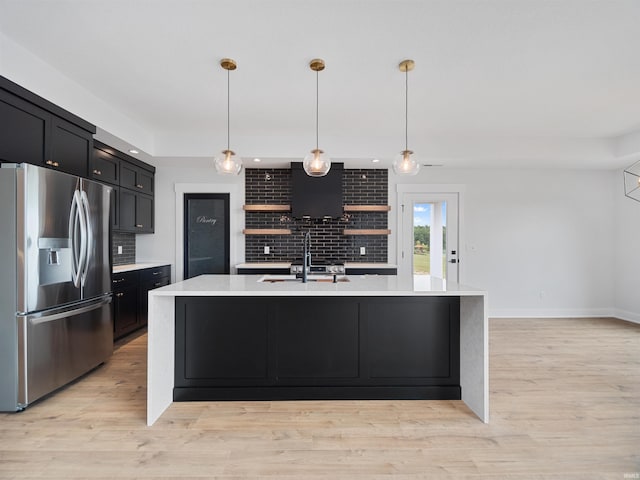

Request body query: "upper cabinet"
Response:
[49, 116, 92, 177]
[120, 162, 154, 195]
[0, 76, 95, 177]
[91, 145, 120, 185]
[93, 140, 155, 234]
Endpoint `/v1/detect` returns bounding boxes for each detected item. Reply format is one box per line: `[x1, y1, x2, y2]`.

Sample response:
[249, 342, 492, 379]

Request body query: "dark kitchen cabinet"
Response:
[274, 300, 360, 380]
[0, 89, 47, 165]
[109, 185, 120, 230]
[138, 265, 171, 326]
[119, 189, 153, 233]
[112, 271, 140, 340]
[174, 296, 460, 401]
[0, 76, 94, 176]
[121, 162, 153, 195]
[90, 146, 120, 185]
[112, 265, 171, 340]
[92, 140, 155, 234]
[48, 116, 91, 177]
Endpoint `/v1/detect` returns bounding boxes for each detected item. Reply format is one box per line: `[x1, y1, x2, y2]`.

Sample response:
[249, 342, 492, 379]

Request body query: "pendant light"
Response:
[623, 159, 640, 202]
[392, 59, 420, 176]
[214, 58, 242, 175]
[303, 58, 331, 177]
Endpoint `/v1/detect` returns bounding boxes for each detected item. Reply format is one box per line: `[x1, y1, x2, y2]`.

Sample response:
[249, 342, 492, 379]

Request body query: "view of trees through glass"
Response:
[413, 203, 447, 279]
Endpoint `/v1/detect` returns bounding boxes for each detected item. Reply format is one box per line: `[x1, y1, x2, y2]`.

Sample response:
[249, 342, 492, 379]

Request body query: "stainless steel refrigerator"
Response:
[0, 163, 113, 411]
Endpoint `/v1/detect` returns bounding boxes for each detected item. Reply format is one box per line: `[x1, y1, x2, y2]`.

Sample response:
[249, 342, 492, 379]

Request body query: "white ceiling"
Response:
[1, 0, 639, 169]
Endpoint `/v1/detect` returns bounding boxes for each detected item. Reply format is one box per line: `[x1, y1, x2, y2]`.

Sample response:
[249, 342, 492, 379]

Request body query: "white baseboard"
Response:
[489, 307, 640, 325]
[611, 309, 640, 325]
[488, 307, 627, 320]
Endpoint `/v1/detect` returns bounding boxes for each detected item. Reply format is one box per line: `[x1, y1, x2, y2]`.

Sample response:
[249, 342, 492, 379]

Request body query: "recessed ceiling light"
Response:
[128, 149, 139, 154]
[372, 158, 380, 163]
[253, 158, 261, 162]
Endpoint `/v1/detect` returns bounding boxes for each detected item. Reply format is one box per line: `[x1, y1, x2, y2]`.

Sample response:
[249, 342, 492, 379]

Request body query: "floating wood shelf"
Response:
[242, 229, 292, 235]
[343, 229, 391, 235]
[243, 204, 291, 212]
[343, 205, 391, 212]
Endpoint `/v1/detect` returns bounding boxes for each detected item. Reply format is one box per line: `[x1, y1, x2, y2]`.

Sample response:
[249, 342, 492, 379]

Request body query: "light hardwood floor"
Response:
[1, 318, 638, 479]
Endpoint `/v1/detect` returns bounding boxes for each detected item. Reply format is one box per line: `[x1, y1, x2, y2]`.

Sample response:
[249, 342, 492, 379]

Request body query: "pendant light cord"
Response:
[405, 68, 409, 152]
[316, 69, 319, 151]
[227, 68, 230, 151]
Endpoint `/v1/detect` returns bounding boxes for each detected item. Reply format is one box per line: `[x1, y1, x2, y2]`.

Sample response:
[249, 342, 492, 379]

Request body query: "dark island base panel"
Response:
[174, 386, 461, 402]
[174, 296, 461, 402]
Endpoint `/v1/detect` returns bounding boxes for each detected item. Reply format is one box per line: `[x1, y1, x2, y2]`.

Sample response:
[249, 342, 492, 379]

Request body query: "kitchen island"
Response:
[147, 275, 488, 425]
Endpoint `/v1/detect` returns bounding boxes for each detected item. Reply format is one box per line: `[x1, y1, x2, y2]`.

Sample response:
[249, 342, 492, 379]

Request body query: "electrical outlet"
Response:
[264, 246, 270, 255]
[360, 246, 366, 256]
[117, 245, 123, 255]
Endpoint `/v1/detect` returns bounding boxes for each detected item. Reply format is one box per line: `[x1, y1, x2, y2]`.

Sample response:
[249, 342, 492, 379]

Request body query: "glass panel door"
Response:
[400, 192, 459, 285]
[413, 202, 448, 279]
[183, 193, 230, 279]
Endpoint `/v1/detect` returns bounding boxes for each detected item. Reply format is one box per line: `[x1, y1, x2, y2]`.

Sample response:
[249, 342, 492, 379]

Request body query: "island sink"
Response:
[257, 274, 350, 283]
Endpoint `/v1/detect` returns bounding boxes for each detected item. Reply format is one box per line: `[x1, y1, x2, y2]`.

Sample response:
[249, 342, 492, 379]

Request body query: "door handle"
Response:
[69, 189, 83, 287]
[79, 188, 93, 286]
[449, 259, 458, 264]
[21, 296, 111, 325]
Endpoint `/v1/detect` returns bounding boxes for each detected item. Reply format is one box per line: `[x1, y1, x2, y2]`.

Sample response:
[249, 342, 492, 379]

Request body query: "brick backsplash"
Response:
[112, 232, 136, 266]
[245, 168, 388, 263]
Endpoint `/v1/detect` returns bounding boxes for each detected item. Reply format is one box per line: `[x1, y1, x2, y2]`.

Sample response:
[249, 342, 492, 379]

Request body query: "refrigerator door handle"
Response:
[71, 189, 88, 288]
[69, 189, 81, 287]
[22, 296, 112, 326]
[79, 189, 92, 286]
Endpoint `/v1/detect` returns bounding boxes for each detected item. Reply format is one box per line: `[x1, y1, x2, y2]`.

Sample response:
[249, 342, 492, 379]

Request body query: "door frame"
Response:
[396, 184, 466, 283]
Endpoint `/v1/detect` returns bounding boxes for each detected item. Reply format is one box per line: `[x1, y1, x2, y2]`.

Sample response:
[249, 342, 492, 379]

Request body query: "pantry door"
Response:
[183, 193, 230, 279]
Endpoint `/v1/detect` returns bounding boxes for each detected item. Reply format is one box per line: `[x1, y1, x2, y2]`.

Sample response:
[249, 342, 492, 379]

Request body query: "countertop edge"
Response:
[149, 274, 487, 297]
[113, 263, 172, 273]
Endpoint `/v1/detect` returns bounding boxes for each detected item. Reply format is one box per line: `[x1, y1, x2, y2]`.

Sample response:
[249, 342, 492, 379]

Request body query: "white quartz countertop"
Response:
[150, 274, 485, 297]
[112, 263, 171, 273]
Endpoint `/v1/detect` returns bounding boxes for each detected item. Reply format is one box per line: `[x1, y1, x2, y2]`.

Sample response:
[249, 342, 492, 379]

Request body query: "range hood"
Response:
[291, 162, 343, 218]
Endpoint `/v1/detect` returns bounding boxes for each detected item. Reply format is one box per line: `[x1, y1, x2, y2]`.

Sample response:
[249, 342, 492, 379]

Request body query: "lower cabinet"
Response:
[112, 265, 171, 340]
[174, 296, 460, 401]
[138, 266, 171, 325]
[112, 271, 139, 339]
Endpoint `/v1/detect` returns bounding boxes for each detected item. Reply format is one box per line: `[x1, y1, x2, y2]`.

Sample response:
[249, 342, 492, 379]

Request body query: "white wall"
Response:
[390, 168, 618, 318]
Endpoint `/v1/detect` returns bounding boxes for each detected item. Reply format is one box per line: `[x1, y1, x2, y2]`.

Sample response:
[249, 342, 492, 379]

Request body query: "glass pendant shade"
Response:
[392, 149, 420, 176]
[303, 148, 331, 177]
[623, 159, 640, 202]
[214, 149, 242, 175]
